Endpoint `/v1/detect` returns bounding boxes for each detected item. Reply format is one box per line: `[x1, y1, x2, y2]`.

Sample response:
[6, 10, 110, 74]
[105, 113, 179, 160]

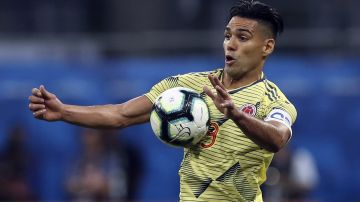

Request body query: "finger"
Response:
[203, 86, 216, 100]
[208, 74, 226, 90]
[33, 109, 46, 118]
[212, 76, 226, 90]
[32, 88, 42, 97]
[39, 85, 52, 99]
[29, 103, 46, 111]
[208, 74, 217, 88]
[28, 95, 44, 104]
[215, 85, 231, 100]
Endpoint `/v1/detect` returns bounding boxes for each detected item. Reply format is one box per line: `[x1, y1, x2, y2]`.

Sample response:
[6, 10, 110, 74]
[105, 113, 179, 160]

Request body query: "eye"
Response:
[224, 33, 231, 40]
[238, 35, 248, 41]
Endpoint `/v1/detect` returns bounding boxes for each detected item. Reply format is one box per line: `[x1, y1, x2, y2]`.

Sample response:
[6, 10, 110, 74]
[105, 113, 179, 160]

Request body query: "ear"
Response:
[262, 39, 275, 57]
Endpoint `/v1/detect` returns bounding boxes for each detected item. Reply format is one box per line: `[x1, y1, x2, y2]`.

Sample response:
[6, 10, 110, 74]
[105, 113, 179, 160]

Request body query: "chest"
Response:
[203, 88, 265, 122]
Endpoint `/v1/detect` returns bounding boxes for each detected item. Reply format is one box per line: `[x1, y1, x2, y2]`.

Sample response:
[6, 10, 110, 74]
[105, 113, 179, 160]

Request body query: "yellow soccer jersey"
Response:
[145, 69, 297, 202]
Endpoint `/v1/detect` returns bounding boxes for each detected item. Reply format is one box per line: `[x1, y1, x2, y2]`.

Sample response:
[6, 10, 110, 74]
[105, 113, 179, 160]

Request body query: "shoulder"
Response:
[173, 68, 222, 91]
[263, 79, 291, 103]
[176, 69, 222, 79]
[261, 79, 297, 122]
[145, 68, 221, 103]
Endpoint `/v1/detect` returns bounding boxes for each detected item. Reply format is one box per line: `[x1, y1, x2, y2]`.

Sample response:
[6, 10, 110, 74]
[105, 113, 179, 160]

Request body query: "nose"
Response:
[224, 36, 237, 51]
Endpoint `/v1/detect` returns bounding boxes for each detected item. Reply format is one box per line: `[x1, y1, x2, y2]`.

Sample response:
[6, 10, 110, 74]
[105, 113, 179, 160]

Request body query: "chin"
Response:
[224, 65, 246, 79]
[224, 65, 238, 78]
[224, 64, 235, 72]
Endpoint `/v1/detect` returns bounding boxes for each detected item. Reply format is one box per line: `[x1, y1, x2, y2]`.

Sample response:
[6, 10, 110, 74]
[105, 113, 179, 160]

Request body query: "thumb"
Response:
[39, 85, 52, 99]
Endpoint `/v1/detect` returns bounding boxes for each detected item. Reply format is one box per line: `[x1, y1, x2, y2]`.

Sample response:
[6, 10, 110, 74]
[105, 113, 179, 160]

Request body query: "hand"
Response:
[203, 75, 239, 119]
[28, 85, 63, 121]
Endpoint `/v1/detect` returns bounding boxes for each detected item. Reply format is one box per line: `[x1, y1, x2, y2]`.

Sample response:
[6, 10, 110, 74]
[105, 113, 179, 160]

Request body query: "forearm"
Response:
[61, 104, 124, 128]
[203, 75, 291, 152]
[60, 96, 152, 129]
[231, 111, 288, 153]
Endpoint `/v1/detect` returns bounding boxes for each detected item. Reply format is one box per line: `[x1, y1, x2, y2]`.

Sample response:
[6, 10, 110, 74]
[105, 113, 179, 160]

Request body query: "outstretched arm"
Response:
[28, 85, 153, 129]
[203, 75, 291, 153]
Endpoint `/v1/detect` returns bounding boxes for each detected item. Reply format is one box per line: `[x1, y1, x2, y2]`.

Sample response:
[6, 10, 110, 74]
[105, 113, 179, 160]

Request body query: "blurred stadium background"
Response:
[0, 0, 359, 201]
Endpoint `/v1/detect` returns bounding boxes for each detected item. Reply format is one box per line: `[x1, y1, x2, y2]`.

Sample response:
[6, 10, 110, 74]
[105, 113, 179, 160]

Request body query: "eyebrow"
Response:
[225, 27, 252, 35]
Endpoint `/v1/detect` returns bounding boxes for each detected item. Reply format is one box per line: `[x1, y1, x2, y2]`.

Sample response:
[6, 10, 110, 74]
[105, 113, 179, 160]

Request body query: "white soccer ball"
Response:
[150, 87, 210, 148]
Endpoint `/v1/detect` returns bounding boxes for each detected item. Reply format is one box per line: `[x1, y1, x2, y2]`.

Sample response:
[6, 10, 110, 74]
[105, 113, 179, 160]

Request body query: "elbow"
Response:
[114, 113, 129, 129]
[101, 105, 128, 129]
[266, 143, 282, 153]
[98, 112, 127, 129]
[265, 126, 291, 153]
[114, 106, 131, 129]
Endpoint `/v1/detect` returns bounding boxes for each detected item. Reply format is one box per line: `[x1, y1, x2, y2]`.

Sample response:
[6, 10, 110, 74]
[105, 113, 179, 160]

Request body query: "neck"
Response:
[222, 68, 262, 90]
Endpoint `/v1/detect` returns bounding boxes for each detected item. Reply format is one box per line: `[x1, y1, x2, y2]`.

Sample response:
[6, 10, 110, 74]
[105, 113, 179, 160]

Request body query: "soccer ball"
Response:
[150, 87, 210, 148]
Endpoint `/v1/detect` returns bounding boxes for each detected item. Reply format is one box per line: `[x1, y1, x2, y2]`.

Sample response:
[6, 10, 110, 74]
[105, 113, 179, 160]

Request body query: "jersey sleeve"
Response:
[265, 100, 297, 124]
[264, 99, 297, 136]
[144, 76, 181, 104]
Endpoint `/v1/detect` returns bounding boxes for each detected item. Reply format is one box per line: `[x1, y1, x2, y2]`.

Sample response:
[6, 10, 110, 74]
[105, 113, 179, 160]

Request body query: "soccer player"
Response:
[28, 0, 297, 201]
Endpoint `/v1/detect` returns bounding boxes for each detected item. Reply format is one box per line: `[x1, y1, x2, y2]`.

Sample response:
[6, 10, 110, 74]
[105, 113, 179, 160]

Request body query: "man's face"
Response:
[223, 16, 271, 79]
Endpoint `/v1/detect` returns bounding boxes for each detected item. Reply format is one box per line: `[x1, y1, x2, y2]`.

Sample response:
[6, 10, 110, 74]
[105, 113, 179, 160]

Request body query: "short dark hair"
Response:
[228, 0, 284, 39]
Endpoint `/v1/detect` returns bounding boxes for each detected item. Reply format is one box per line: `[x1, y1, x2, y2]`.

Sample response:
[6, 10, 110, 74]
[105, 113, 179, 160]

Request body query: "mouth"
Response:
[225, 55, 236, 65]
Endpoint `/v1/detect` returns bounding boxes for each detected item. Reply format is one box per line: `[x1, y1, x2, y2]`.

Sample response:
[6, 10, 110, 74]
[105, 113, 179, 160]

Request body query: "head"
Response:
[223, 0, 284, 80]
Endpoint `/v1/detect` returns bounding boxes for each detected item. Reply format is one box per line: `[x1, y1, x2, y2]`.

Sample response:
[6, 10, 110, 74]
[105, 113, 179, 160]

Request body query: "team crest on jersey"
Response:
[239, 104, 257, 116]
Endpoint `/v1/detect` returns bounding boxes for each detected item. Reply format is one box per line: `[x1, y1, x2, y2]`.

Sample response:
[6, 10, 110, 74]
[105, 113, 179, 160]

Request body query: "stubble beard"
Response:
[224, 64, 247, 81]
